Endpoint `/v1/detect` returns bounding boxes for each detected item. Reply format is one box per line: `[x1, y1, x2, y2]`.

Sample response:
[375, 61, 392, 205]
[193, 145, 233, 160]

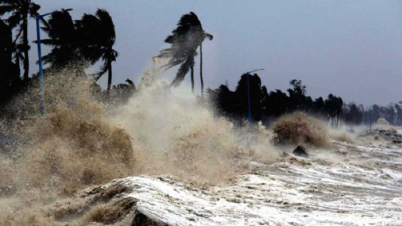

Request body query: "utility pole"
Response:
[369, 106, 372, 132]
[36, 9, 72, 116]
[362, 106, 365, 125]
[245, 68, 264, 124]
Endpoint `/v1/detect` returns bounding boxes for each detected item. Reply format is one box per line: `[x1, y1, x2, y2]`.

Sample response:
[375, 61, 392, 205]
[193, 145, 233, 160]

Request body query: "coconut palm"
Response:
[0, 0, 41, 80]
[39, 9, 118, 94]
[78, 9, 118, 94]
[199, 33, 212, 96]
[38, 10, 82, 68]
[158, 12, 212, 94]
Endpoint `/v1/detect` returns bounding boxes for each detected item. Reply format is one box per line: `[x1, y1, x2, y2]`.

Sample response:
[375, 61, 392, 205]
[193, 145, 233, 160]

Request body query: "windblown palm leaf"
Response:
[38, 9, 117, 93]
[38, 10, 82, 67]
[77, 9, 118, 92]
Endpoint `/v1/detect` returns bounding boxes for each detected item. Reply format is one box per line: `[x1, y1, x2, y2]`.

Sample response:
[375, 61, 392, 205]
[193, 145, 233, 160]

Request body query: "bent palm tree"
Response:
[0, 0, 41, 80]
[158, 12, 212, 94]
[78, 9, 118, 94]
[39, 10, 82, 68]
[199, 33, 213, 97]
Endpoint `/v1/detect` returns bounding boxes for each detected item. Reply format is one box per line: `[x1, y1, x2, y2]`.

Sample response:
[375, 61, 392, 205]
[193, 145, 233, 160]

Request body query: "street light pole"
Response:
[36, 14, 49, 116]
[35, 9, 72, 116]
[369, 106, 372, 132]
[245, 68, 264, 124]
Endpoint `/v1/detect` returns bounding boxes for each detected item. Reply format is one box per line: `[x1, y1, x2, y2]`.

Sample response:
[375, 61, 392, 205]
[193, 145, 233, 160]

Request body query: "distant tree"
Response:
[288, 79, 308, 111]
[208, 74, 351, 126]
[235, 73, 263, 122]
[0, 0, 41, 80]
[324, 94, 343, 127]
[207, 84, 240, 120]
[158, 12, 212, 94]
[381, 105, 395, 124]
[388, 105, 396, 124]
[395, 104, 402, 125]
[110, 79, 136, 102]
[289, 79, 306, 96]
[371, 104, 381, 122]
[313, 97, 325, 115]
[267, 89, 290, 117]
[344, 103, 361, 125]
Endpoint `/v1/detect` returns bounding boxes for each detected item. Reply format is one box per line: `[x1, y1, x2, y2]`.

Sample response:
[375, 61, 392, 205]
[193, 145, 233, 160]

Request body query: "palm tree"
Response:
[199, 32, 212, 97]
[0, 0, 41, 80]
[39, 10, 82, 68]
[39, 9, 117, 94]
[78, 9, 118, 94]
[158, 12, 212, 94]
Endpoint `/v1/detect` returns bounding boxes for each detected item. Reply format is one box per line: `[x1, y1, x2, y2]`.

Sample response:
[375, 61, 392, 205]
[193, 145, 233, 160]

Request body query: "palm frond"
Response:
[171, 57, 193, 86]
[39, 17, 49, 29]
[28, 3, 40, 18]
[94, 60, 109, 81]
[5, 12, 21, 28]
[156, 12, 209, 87]
[0, 5, 16, 16]
[0, 0, 16, 5]
[204, 33, 213, 40]
[12, 26, 22, 43]
[34, 38, 59, 46]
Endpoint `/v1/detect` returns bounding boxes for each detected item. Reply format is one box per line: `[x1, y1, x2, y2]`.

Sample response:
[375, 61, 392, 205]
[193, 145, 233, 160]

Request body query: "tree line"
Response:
[0, 2, 399, 127]
[207, 74, 344, 126]
[0, 1, 212, 108]
[0, 0, 131, 109]
[208, 73, 402, 127]
[343, 102, 402, 126]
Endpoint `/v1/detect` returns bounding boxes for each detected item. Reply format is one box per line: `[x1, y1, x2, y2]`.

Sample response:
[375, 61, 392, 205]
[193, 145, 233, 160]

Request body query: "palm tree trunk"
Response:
[190, 66, 194, 93]
[22, 15, 29, 81]
[200, 43, 204, 98]
[107, 60, 112, 95]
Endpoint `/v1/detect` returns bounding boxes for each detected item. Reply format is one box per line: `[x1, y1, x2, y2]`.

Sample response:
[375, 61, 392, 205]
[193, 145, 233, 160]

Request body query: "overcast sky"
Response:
[26, 0, 402, 106]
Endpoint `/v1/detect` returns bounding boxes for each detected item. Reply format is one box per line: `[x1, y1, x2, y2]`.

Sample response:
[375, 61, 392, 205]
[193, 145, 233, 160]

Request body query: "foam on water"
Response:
[0, 63, 401, 225]
[104, 142, 401, 225]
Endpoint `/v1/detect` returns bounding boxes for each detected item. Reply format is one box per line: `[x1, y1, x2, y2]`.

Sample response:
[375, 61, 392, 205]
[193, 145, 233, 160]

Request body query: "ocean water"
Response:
[1, 65, 401, 225]
[98, 141, 402, 225]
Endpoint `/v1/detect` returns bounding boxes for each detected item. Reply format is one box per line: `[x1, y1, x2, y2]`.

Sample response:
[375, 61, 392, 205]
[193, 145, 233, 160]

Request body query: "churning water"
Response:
[0, 63, 401, 225]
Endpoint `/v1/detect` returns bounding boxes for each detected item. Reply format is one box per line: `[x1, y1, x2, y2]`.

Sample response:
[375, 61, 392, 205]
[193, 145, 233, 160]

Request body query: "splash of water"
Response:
[0, 62, 279, 225]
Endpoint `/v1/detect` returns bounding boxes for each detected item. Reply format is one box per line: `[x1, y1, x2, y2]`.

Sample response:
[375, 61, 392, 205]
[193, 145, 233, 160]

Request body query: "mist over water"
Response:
[0, 61, 283, 224]
[111, 58, 278, 183]
[2, 61, 399, 225]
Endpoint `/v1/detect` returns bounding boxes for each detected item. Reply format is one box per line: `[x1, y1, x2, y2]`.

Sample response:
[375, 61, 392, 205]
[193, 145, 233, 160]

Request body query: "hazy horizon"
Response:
[26, 0, 402, 106]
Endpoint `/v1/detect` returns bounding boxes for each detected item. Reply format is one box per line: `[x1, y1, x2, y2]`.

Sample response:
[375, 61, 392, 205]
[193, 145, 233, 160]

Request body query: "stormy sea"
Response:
[0, 65, 401, 226]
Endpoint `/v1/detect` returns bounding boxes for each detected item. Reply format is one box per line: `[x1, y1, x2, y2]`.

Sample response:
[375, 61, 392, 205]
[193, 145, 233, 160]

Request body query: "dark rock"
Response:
[293, 145, 309, 158]
[131, 210, 169, 226]
[379, 130, 391, 136]
[392, 139, 402, 144]
[281, 151, 289, 157]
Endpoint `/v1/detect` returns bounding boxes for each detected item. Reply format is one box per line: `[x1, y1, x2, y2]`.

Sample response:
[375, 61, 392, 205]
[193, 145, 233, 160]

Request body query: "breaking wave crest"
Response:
[0, 64, 278, 201]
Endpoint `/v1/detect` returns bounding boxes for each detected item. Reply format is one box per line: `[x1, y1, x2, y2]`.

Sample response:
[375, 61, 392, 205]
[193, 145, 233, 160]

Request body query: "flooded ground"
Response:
[90, 140, 402, 226]
[1, 136, 401, 225]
